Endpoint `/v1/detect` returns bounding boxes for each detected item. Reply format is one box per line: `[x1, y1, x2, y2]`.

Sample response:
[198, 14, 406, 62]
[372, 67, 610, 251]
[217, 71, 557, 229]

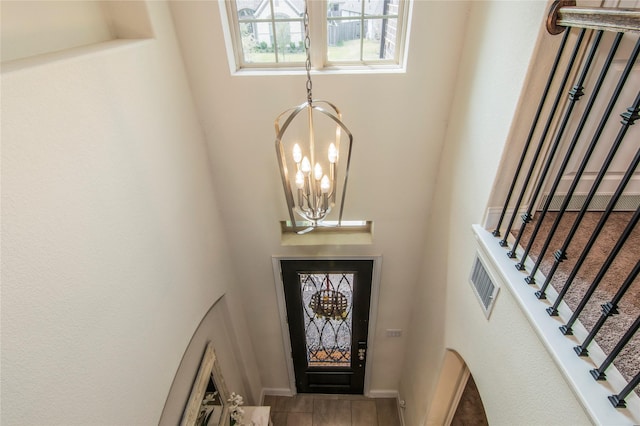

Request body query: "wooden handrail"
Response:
[547, 0, 640, 35]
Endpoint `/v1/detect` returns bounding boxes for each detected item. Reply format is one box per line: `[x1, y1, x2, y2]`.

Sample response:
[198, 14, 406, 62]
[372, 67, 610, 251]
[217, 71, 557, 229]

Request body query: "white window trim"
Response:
[218, 0, 413, 75]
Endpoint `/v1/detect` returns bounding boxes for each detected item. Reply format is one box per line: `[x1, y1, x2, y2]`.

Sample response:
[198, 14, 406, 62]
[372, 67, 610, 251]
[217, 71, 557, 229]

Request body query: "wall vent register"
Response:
[469, 255, 500, 318]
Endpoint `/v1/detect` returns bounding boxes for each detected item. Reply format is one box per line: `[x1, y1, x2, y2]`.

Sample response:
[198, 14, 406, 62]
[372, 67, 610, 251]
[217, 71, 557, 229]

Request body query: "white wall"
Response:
[1, 2, 258, 424]
[0, 0, 114, 62]
[401, 1, 592, 425]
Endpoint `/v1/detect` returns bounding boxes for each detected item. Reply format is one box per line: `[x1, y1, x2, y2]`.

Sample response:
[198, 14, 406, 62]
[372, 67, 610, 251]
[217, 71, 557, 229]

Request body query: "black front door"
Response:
[281, 259, 373, 394]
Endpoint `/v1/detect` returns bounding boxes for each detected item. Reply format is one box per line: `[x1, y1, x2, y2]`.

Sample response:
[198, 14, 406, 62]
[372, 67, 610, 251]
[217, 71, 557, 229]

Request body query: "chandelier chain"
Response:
[304, 3, 312, 104]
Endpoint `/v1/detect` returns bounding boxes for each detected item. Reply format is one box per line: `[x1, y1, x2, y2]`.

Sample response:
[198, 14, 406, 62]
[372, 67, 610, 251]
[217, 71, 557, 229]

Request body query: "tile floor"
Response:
[262, 394, 402, 426]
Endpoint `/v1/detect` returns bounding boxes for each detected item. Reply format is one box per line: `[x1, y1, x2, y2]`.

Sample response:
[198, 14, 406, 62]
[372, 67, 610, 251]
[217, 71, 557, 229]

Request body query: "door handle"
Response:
[357, 341, 367, 361]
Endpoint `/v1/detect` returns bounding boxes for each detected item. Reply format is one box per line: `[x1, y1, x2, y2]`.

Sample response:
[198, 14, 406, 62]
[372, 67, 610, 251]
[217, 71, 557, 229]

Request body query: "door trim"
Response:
[272, 255, 382, 396]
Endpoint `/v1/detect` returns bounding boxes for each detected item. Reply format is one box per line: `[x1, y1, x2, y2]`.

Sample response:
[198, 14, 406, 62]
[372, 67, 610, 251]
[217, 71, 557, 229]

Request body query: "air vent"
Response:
[469, 255, 499, 318]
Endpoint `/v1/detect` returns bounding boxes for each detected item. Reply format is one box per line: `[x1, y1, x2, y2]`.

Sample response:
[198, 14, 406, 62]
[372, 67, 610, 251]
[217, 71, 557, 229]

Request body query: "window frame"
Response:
[220, 0, 412, 73]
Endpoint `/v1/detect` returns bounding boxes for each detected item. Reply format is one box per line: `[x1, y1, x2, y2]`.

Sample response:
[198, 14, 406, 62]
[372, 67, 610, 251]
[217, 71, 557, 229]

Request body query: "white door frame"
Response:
[271, 255, 383, 396]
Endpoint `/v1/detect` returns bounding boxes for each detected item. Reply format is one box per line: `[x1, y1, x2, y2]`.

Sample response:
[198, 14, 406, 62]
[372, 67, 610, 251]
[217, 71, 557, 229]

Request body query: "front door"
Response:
[281, 259, 373, 394]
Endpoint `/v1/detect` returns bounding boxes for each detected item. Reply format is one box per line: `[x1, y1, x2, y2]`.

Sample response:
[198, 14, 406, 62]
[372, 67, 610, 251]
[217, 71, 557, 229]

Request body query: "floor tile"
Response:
[274, 395, 294, 412]
[351, 400, 377, 426]
[289, 394, 314, 412]
[313, 398, 352, 426]
[376, 398, 401, 426]
[270, 411, 287, 426]
[262, 395, 277, 409]
[286, 412, 313, 426]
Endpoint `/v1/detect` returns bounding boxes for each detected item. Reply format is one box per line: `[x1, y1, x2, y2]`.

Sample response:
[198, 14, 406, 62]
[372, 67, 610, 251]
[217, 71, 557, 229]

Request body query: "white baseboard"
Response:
[261, 387, 295, 402]
[538, 192, 640, 211]
[366, 389, 398, 398]
[262, 388, 296, 396]
[483, 206, 528, 233]
[484, 193, 640, 231]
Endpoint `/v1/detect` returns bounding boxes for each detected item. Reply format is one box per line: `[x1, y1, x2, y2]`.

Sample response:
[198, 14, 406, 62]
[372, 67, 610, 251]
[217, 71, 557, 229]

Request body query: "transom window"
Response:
[222, 0, 411, 71]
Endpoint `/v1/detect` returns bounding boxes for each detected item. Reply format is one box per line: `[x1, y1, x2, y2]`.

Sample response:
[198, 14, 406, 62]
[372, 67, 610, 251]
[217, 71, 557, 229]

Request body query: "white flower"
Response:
[228, 392, 244, 406]
[231, 408, 244, 421]
[228, 392, 245, 424]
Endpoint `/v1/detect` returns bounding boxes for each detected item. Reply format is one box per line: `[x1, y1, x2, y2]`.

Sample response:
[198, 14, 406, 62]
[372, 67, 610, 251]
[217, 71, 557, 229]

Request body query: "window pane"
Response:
[285, 0, 305, 15]
[361, 19, 383, 60]
[361, 18, 398, 60]
[326, 0, 401, 64]
[382, 17, 398, 59]
[235, 0, 257, 20]
[235, 1, 305, 64]
[275, 19, 305, 63]
[242, 21, 276, 63]
[327, 17, 362, 62]
[363, 0, 389, 17]
[327, 0, 362, 17]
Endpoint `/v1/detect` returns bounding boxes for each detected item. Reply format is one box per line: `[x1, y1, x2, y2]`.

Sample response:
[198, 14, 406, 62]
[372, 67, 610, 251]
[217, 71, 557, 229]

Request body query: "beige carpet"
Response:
[515, 211, 639, 393]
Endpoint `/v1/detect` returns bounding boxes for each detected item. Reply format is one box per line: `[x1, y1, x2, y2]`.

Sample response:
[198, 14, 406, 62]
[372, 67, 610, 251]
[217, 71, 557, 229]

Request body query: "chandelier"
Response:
[275, 1, 353, 235]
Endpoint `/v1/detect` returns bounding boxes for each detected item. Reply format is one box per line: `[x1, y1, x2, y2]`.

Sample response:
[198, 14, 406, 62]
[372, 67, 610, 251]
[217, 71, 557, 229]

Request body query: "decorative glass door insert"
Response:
[299, 273, 354, 367]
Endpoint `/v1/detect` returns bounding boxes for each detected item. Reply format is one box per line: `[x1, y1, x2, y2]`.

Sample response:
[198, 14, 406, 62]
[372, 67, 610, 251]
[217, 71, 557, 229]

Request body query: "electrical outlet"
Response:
[386, 329, 402, 337]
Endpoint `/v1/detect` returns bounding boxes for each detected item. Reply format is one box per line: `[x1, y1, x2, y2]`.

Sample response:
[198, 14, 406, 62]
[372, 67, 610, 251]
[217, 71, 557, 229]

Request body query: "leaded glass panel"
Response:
[299, 273, 354, 367]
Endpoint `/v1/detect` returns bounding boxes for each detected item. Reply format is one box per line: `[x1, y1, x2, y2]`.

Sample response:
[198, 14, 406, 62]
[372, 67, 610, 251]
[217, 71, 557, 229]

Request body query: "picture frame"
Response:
[181, 342, 230, 426]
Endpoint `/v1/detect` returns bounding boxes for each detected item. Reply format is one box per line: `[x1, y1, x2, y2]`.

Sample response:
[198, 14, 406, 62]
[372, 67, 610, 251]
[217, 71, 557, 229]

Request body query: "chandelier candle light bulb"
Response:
[293, 143, 302, 164]
[328, 143, 338, 163]
[314, 163, 323, 181]
[295, 170, 305, 206]
[328, 143, 337, 202]
[321, 175, 330, 210]
[300, 156, 311, 175]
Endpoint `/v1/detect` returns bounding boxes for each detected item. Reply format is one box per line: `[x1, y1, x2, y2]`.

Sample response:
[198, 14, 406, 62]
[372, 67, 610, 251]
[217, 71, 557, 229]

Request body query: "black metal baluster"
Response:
[527, 33, 634, 285]
[500, 29, 580, 250]
[609, 371, 640, 408]
[523, 32, 623, 283]
[575, 259, 640, 356]
[540, 143, 640, 303]
[493, 30, 572, 238]
[559, 205, 640, 335]
[539, 89, 640, 304]
[515, 31, 605, 273]
[507, 29, 587, 259]
[590, 314, 640, 380]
